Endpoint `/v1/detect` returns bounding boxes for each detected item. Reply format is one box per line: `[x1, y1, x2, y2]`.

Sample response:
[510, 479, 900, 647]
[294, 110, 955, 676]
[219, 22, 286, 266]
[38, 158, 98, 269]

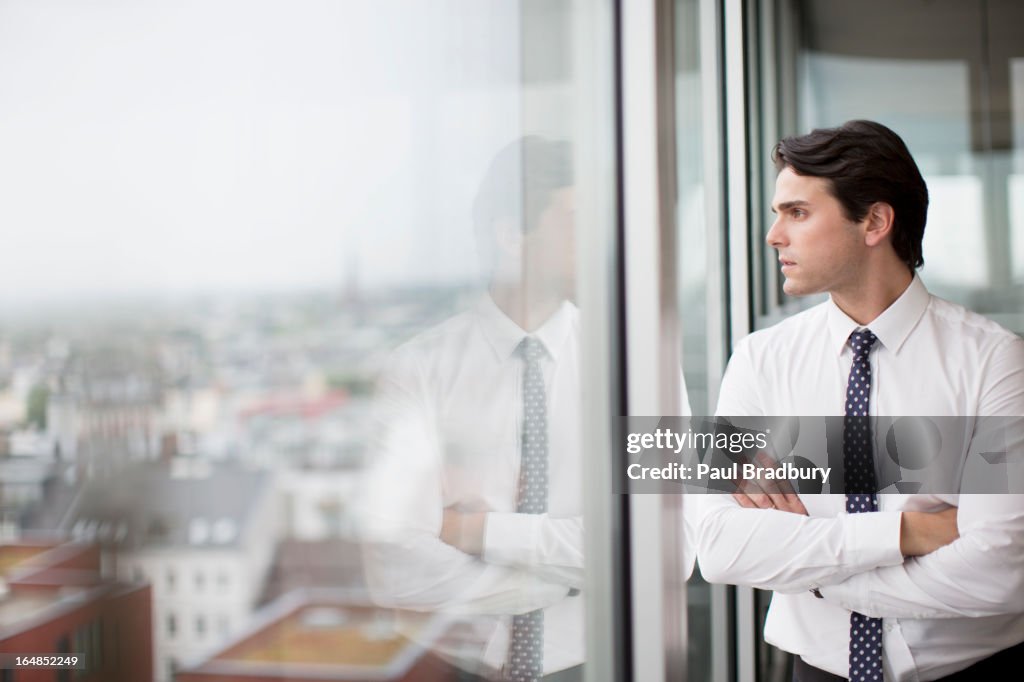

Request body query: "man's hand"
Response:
[441, 507, 488, 556]
[731, 451, 808, 515]
[900, 507, 959, 557]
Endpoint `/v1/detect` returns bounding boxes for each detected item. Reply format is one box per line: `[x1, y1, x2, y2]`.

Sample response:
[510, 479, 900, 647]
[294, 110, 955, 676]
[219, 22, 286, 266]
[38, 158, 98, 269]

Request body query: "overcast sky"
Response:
[0, 0, 553, 308]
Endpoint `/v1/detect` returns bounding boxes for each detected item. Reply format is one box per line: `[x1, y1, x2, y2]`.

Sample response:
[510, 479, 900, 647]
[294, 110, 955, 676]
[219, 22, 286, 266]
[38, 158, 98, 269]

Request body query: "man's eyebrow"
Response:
[770, 200, 810, 214]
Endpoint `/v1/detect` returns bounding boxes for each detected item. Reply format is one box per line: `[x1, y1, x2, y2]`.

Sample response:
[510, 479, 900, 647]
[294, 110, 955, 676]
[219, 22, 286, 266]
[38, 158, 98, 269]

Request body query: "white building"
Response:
[61, 458, 278, 682]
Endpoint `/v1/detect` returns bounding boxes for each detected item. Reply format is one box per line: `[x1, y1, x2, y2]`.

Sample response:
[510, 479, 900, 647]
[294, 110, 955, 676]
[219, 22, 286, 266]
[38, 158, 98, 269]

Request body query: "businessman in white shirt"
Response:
[693, 120, 1024, 681]
[359, 137, 586, 681]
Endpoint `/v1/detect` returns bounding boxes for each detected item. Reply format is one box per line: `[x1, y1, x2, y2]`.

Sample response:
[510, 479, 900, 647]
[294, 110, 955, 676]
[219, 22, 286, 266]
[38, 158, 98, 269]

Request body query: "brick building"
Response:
[0, 541, 152, 682]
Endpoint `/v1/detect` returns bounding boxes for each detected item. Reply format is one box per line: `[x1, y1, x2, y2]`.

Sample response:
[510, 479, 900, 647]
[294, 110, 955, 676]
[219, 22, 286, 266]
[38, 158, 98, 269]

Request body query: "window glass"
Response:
[0, 2, 611, 681]
[674, 1, 716, 681]
[755, 0, 1024, 335]
[749, 1, 1024, 680]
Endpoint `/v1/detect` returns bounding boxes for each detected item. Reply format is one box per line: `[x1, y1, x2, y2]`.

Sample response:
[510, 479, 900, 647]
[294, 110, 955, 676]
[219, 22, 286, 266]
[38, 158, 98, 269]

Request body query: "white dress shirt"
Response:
[692, 274, 1024, 681]
[358, 294, 584, 675]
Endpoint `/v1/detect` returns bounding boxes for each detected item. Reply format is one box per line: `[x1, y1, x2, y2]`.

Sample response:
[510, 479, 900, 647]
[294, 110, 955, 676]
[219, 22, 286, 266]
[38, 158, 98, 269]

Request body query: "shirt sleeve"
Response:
[820, 494, 1024, 618]
[482, 513, 583, 590]
[977, 334, 1024, 417]
[480, 360, 692, 588]
[820, 336, 1024, 618]
[357, 349, 569, 615]
[362, 532, 570, 615]
[692, 495, 904, 593]
[713, 336, 766, 417]
[692, 336, 905, 593]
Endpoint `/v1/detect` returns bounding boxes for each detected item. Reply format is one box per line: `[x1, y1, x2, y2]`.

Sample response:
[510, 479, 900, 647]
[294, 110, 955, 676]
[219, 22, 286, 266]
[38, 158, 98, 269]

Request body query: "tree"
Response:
[26, 383, 49, 430]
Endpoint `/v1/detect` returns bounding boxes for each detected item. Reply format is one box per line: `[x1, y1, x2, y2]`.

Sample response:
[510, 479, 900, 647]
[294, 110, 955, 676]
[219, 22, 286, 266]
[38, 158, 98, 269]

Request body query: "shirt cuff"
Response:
[483, 512, 541, 567]
[842, 510, 904, 570]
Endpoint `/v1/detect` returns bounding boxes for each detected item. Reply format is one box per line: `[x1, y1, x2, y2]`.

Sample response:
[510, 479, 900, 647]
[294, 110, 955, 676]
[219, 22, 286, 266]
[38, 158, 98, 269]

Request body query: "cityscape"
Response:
[0, 282, 479, 682]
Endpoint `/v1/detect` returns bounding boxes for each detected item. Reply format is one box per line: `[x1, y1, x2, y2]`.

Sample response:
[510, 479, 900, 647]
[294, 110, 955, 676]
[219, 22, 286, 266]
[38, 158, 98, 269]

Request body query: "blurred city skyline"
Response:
[0, 0, 555, 308]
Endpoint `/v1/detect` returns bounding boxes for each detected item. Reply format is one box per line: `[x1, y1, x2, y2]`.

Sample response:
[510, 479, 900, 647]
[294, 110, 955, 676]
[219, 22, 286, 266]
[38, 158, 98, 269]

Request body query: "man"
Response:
[358, 137, 586, 681]
[693, 120, 1024, 681]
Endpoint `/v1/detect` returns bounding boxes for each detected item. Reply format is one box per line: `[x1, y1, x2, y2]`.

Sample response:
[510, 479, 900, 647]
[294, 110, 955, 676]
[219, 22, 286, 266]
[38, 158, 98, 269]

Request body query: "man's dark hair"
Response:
[473, 136, 573, 239]
[772, 120, 929, 271]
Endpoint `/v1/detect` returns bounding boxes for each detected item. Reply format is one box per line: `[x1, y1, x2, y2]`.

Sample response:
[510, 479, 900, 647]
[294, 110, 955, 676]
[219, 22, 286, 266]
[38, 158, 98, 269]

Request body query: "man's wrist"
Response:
[442, 508, 487, 555]
[898, 508, 959, 557]
[899, 510, 913, 556]
[463, 511, 487, 555]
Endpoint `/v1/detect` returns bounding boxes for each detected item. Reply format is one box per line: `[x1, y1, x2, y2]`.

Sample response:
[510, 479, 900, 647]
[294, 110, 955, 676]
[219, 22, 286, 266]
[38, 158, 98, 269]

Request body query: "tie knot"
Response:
[518, 336, 546, 362]
[848, 329, 877, 356]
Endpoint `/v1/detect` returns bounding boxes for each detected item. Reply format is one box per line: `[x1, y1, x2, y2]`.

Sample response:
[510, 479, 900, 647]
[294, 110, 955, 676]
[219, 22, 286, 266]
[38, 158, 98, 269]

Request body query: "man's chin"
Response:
[781, 278, 814, 297]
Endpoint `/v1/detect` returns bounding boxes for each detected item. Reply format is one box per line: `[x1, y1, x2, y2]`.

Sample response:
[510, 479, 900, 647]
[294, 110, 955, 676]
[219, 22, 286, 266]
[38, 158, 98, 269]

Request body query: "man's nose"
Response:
[765, 217, 786, 249]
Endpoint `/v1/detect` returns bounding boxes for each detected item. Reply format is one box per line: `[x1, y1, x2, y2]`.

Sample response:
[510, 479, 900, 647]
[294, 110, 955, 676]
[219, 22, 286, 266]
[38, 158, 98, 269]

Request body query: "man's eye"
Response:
[792, 209, 805, 218]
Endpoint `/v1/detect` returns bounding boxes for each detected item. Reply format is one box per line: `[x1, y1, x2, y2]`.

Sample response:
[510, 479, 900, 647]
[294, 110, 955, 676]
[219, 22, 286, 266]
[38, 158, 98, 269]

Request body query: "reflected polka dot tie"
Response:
[844, 329, 882, 682]
[506, 337, 548, 682]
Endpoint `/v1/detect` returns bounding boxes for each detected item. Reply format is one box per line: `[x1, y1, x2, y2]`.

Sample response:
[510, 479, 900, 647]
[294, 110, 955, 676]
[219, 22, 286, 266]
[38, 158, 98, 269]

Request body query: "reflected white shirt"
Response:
[693, 275, 1024, 681]
[358, 295, 584, 675]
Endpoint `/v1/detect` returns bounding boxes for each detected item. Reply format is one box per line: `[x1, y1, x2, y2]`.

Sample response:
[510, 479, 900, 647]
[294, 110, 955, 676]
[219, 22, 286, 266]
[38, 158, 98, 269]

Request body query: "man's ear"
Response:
[863, 202, 895, 247]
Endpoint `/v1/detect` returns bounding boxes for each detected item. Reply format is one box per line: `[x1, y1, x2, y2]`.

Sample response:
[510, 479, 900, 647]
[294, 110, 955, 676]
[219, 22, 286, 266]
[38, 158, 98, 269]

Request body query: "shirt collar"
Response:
[474, 294, 575, 362]
[825, 273, 931, 356]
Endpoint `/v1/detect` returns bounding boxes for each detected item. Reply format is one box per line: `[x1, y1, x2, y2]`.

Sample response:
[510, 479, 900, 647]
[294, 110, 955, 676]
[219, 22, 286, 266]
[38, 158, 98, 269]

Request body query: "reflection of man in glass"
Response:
[692, 121, 1024, 681]
[359, 137, 584, 681]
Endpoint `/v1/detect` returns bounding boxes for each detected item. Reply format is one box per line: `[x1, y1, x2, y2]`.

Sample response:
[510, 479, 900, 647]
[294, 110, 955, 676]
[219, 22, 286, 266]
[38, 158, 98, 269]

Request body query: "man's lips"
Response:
[779, 258, 796, 268]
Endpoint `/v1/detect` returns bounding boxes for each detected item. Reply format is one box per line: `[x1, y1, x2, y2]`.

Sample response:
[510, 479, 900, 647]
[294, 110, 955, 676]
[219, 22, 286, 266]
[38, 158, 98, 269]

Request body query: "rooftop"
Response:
[0, 543, 54, 577]
[0, 542, 120, 634]
[259, 539, 367, 606]
[61, 460, 270, 549]
[0, 591, 64, 628]
[220, 604, 406, 666]
[181, 589, 444, 681]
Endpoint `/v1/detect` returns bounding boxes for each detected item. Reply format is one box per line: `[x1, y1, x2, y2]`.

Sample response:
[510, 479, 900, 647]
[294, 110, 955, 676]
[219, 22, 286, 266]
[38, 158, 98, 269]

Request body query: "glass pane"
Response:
[1013, 55, 1024, 284]
[0, 2, 611, 681]
[748, 1, 1024, 680]
[755, 0, 1024, 335]
[676, 0, 710, 418]
[674, 1, 714, 681]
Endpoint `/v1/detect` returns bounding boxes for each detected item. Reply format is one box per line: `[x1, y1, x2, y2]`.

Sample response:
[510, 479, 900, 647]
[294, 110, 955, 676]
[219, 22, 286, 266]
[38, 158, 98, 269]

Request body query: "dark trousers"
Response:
[793, 638, 1024, 682]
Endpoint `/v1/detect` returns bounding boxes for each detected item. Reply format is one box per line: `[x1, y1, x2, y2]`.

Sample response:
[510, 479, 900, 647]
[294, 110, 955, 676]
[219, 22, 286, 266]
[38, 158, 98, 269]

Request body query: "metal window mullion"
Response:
[621, 0, 683, 680]
[700, 0, 729, 412]
[724, 2, 757, 682]
[698, 0, 735, 680]
[574, 1, 629, 681]
[756, 0, 781, 319]
[725, 0, 753, 348]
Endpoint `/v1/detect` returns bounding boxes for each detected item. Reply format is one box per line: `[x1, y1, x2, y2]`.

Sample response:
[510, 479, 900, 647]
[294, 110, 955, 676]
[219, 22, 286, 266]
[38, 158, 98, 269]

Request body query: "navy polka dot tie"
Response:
[844, 329, 882, 682]
[506, 337, 548, 682]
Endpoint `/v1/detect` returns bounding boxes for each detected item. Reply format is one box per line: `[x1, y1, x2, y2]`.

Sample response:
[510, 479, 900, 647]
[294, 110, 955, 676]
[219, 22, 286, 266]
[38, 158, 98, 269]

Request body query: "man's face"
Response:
[766, 167, 865, 297]
[522, 187, 576, 298]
